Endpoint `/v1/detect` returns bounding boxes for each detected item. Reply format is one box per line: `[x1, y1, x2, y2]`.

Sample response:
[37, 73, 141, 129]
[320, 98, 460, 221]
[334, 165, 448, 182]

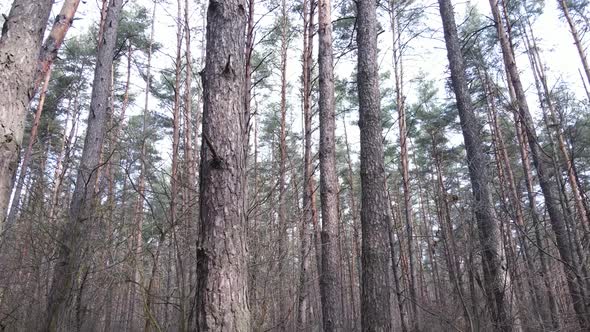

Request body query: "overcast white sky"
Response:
[0, 0, 587, 164]
[0, 0, 584, 101]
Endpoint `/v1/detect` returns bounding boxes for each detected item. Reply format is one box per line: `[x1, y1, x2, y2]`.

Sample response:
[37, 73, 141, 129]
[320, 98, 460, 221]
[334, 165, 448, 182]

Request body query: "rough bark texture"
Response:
[438, 0, 511, 330]
[195, 0, 250, 329]
[0, 0, 53, 226]
[45, 1, 124, 330]
[356, 0, 393, 329]
[318, 0, 343, 328]
[489, 0, 590, 329]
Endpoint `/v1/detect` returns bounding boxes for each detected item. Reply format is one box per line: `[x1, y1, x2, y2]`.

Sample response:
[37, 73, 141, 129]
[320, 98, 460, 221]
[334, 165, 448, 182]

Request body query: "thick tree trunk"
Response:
[44, 0, 123, 330]
[318, 0, 343, 328]
[439, 0, 512, 329]
[195, 0, 250, 328]
[488, 0, 590, 328]
[0, 0, 53, 226]
[356, 0, 393, 328]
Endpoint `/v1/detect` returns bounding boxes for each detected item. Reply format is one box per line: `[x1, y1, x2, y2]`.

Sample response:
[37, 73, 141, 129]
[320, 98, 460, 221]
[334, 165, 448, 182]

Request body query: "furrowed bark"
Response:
[356, 0, 393, 328]
[195, 0, 250, 328]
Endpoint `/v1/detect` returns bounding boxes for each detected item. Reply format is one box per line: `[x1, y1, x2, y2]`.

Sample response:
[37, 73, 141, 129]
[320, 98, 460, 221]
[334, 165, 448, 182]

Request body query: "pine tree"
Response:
[45, 1, 124, 329]
[196, 0, 250, 328]
[357, 0, 393, 328]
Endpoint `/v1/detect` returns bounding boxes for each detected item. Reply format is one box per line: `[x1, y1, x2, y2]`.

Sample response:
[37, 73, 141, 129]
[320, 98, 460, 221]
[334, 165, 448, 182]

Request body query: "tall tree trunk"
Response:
[195, 0, 250, 328]
[0, 0, 53, 226]
[178, 0, 193, 328]
[44, 0, 124, 330]
[135, 3, 156, 331]
[388, 3, 419, 326]
[318, 0, 343, 328]
[356, 0, 393, 328]
[297, 0, 316, 328]
[488, 0, 590, 328]
[439, 0, 512, 329]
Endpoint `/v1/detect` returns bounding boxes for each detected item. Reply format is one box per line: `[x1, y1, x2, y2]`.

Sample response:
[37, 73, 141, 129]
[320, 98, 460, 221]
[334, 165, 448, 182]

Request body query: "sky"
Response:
[0, 0, 587, 166]
[0, 0, 585, 97]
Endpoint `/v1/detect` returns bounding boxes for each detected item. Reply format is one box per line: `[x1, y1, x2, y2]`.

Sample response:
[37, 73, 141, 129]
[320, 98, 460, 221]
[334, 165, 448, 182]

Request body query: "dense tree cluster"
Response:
[0, 0, 590, 330]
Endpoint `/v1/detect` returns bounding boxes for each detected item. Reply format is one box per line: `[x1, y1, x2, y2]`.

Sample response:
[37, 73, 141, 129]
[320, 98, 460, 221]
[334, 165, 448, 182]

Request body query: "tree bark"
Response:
[356, 0, 393, 328]
[44, 1, 123, 330]
[0, 0, 53, 226]
[195, 0, 250, 328]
